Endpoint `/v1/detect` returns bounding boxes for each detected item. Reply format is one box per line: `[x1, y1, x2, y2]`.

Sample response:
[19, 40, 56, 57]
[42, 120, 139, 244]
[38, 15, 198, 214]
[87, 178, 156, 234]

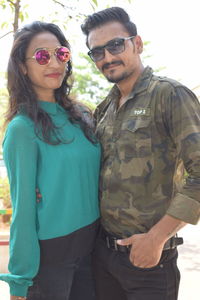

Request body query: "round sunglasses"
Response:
[26, 46, 71, 65]
[88, 36, 135, 62]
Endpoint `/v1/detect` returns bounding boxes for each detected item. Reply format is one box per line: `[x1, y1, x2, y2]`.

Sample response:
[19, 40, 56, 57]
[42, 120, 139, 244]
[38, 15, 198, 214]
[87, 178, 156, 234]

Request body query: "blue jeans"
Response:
[27, 254, 96, 300]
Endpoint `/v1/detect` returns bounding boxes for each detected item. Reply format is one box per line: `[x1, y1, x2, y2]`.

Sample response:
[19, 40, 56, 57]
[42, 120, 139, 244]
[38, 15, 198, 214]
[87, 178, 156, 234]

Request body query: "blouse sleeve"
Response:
[0, 117, 40, 297]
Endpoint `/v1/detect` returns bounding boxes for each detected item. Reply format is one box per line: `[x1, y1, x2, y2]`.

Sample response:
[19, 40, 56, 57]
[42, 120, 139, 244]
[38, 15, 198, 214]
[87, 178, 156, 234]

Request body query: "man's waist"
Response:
[99, 226, 183, 253]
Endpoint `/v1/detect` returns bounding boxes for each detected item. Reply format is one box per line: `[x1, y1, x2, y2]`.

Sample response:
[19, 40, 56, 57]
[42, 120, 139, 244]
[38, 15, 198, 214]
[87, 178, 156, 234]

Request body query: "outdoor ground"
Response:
[0, 224, 199, 299]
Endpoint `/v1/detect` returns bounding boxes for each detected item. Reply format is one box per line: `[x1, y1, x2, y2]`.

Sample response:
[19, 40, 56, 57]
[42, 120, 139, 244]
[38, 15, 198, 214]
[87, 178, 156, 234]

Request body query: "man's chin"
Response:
[106, 75, 125, 83]
[106, 72, 129, 83]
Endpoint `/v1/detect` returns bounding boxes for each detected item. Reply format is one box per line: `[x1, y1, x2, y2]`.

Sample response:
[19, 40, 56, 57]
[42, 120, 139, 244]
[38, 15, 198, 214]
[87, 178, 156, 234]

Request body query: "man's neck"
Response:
[117, 65, 144, 108]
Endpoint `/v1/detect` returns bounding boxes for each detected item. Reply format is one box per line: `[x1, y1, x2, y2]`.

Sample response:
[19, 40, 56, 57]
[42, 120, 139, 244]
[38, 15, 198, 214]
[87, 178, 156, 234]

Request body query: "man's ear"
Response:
[135, 35, 143, 54]
[20, 63, 27, 75]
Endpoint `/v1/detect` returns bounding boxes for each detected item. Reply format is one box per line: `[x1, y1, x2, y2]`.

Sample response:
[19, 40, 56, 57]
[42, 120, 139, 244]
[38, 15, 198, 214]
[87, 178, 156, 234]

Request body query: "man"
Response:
[81, 6, 200, 300]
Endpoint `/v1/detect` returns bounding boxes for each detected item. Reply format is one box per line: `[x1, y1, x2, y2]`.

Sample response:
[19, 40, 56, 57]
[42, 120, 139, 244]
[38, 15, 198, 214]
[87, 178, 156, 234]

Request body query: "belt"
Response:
[100, 228, 183, 253]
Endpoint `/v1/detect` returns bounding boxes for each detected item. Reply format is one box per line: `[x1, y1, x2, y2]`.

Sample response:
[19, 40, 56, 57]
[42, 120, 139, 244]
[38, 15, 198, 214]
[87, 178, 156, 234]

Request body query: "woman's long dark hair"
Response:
[6, 21, 96, 144]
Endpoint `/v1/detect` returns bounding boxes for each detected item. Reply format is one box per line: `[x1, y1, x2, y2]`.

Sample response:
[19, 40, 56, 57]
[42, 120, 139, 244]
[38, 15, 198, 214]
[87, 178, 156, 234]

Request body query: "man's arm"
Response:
[118, 85, 200, 268]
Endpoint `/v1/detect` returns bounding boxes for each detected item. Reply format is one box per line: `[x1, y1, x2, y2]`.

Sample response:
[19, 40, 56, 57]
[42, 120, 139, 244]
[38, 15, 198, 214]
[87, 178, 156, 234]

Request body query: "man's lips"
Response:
[45, 73, 62, 78]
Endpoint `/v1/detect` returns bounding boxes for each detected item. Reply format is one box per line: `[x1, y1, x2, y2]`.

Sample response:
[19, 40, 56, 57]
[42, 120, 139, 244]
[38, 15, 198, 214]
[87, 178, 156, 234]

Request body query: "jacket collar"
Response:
[105, 66, 154, 104]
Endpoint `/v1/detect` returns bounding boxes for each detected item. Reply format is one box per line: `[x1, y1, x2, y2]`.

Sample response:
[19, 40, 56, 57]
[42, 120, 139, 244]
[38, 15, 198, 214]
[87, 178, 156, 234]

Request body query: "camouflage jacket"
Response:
[95, 66, 200, 237]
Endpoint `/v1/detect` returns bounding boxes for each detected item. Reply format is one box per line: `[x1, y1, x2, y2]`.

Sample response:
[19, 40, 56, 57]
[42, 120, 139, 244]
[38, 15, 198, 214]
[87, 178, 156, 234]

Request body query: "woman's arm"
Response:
[0, 117, 40, 297]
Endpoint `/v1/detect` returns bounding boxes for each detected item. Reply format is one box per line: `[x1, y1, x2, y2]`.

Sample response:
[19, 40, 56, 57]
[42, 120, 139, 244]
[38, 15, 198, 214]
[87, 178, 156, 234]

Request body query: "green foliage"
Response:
[80, 100, 96, 111]
[0, 0, 29, 34]
[0, 177, 10, 208]
[0, 0, 7, 9]
[91, 0, 98, 6]
[0, 0, 13, 32]
[0, 21, 7, 29]
[72, 53, 112, 104]
[89, 0, 98, 10]
[19, 10, 29, 22]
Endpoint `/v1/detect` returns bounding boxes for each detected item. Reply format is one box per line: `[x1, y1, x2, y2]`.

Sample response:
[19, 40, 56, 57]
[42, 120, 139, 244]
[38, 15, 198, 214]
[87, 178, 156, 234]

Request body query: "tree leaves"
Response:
[91, 0, 98, 6]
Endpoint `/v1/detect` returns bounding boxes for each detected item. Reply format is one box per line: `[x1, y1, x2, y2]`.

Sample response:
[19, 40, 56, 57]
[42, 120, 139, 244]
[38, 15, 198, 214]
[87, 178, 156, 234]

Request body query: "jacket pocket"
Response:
[120, 117, 152, 158]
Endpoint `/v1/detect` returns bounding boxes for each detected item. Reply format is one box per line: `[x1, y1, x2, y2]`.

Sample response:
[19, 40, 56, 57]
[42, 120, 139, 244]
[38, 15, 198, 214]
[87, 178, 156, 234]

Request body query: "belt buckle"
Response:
[170, 237, 175, 249]
[163, 237, 174, 250]
[106, 236, 110, 248]
[106, 235, 118, 250]
[113, 236, 118, 251]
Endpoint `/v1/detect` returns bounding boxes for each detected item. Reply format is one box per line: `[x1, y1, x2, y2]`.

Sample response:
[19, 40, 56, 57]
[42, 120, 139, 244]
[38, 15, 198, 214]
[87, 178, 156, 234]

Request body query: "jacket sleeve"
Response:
[165, 85, 200, 224]
[0, 118, 40, 297]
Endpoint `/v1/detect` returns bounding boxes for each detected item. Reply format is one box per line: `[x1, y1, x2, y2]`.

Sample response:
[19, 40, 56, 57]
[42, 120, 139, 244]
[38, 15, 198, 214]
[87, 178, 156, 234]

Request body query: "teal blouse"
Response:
[0, 101, 101, 296]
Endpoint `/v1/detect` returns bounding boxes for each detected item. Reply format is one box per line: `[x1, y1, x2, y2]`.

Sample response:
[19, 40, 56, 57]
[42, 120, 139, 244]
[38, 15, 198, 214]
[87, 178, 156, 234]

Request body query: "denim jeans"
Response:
[92, 237, 180, 300]
[27, 254, 96, 300]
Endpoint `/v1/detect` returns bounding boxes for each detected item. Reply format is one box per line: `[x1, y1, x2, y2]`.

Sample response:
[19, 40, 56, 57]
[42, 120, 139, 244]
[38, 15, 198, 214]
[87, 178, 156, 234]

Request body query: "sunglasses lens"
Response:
[35, 49, 50, 65]
[56, 47, 70, 62]
[89, 48, 104, 62]
[107, 39, 125, 55]
[89, 38, 126, 62]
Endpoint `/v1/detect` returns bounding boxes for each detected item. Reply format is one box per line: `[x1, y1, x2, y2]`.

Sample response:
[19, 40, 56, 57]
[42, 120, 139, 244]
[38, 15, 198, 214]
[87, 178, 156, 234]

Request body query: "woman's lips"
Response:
[45, 73, 62, 78]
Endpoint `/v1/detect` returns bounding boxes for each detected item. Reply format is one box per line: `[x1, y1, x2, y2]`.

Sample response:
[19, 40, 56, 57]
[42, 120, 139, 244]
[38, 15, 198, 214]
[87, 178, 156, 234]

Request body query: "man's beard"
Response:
[106, 70, 134, 83]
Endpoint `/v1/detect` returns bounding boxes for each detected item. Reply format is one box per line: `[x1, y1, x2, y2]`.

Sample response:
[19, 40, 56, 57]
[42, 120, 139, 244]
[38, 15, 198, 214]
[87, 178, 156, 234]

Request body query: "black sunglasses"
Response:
[88, 36, 135, 62]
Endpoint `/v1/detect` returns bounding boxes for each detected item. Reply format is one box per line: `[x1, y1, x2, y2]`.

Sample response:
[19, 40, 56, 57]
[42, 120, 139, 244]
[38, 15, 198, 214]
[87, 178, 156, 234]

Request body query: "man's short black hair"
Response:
[81, 7, 137, 46]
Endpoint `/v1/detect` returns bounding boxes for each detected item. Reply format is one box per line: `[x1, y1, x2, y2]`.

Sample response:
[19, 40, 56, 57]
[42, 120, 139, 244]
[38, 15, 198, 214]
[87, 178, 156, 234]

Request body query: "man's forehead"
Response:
[88, 22, 129, 49]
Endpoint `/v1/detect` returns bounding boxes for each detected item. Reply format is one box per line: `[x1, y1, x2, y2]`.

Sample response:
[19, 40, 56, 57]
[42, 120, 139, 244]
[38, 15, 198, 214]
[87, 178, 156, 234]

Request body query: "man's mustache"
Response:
[102, 60, 124, 71]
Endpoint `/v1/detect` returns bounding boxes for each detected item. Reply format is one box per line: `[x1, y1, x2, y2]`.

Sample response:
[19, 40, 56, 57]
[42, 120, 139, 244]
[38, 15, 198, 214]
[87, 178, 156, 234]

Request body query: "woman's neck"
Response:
[35, 89, 56, 103]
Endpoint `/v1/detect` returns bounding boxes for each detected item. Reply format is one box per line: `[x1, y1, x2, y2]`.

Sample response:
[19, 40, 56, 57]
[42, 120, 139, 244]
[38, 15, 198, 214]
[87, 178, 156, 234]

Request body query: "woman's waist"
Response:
[39, 219, 100, 265]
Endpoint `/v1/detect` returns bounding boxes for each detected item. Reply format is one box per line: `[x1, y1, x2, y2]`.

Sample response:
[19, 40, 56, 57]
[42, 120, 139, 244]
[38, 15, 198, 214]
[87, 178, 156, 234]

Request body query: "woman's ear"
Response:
[20, 63, 27, 75]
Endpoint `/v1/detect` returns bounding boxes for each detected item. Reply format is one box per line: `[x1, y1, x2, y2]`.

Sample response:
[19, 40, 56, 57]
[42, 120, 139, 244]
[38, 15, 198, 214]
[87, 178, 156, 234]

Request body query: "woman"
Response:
[0, 21, 100, 300]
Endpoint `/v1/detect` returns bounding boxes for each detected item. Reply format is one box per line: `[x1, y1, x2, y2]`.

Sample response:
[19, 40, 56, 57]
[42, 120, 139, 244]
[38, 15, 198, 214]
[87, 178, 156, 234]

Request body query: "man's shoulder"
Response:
[149, 73, 198, 102]
[142, 66, 185, 92]
[151, 73, 199, 104]
[152, 73, 184, 90]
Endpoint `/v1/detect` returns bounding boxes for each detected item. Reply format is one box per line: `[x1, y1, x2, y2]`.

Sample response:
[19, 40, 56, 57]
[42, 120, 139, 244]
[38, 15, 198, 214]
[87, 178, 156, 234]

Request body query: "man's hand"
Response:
[117, 215, 186, 268]
[117, 232, 165, 268]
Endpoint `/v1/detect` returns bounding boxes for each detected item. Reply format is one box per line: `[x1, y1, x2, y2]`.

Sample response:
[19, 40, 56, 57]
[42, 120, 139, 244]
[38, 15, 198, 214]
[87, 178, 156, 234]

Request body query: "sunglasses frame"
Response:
[26, 46, 71, 65]
[88, 36, 135, 62]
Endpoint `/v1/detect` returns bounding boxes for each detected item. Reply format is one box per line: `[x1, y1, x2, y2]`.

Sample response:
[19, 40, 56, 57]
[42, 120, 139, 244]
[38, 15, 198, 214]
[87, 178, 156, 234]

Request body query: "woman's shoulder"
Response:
[5, 114, 35, 138]
[8, 114, 33, 128]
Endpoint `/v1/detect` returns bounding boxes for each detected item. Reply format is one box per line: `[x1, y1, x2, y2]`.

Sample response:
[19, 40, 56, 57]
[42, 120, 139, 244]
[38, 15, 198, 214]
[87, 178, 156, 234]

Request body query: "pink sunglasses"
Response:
[26, 46, 71, 65]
